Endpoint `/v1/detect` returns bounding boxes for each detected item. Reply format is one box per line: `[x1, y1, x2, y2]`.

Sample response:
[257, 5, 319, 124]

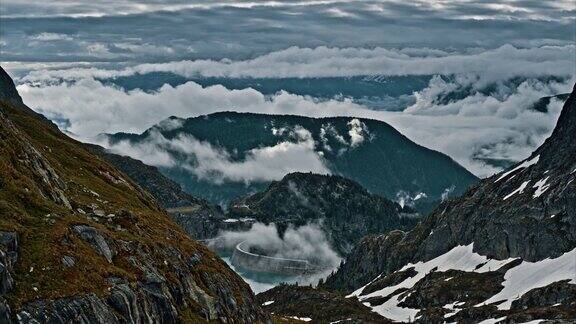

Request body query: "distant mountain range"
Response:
[104, 112, 479, 213]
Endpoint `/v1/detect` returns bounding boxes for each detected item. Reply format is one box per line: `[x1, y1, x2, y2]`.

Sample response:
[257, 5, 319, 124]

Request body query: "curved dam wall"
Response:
[231, 241, 319, 276]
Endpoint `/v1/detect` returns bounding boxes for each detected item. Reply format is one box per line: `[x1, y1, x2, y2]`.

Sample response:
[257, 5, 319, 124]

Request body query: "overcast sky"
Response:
[1, 0, 574, 63]
[1, 1, 575, 178]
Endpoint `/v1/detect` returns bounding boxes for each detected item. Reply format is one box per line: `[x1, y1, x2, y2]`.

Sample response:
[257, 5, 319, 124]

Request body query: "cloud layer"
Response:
[1, 0, 574, 63]
[103, 128, 331, 184]
[18, 64, 573, 178]
[15, 45, 576, 84]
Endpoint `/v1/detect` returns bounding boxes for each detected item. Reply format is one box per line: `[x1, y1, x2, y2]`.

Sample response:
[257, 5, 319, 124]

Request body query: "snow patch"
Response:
[532, 177, 550, 198]
[480, 247, 576, 310]
[263, 300, 274, 306]
[503, 180, 530, 200]
[350, 244, 518, 321]
[370, 294, 420, 323]
[496, 155, 540, 182]
[478, 317, 506, 324]
[288, 316, 312, 322]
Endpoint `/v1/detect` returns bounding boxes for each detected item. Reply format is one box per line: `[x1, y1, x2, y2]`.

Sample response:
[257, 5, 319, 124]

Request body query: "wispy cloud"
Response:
[101, 127, 330, 184]
[17, 45, 575, 84]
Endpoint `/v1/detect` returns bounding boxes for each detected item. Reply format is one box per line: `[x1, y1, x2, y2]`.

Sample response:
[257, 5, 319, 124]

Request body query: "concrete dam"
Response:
[231, 241, 326, 276]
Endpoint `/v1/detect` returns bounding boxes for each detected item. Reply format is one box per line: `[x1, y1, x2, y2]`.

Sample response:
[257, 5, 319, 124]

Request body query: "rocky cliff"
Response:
[229, 172, 419, 255]
[0, 66, 269, 323]
[318, 84, 576, 322]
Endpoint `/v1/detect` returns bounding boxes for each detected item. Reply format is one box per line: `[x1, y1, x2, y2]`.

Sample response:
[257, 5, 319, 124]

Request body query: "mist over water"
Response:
[209, 222, 342, 293]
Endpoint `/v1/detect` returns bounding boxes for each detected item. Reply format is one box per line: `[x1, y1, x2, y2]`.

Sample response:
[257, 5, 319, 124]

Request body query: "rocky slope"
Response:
[104, 112, 478, 211]
[256, 284, 387, 323]
[228, 172, 419, 255]
[0, 66, 269, 323]
[87, 145, 229, 240]
[317, 84, 576, 322]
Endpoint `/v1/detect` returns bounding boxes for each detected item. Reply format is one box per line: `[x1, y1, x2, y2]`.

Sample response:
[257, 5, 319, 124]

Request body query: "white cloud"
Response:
[16, 65, 575, 178]
[86, 43, 113, 57]
[157, 117, 185, 131]
[347, 118, 368, 147]
[113, 42, 175, 55]
[16, 45, 576, 85]
[1, 0, 358, 18]
[29, 32, 73, 41]
[215, 222, 341, 269]
[102, 128, 330, 184]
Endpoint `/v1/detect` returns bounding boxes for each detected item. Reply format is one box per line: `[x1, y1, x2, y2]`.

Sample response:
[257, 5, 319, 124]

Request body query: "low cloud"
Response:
[29, 32, 73, 41]
[102, 128, 330, 184]
[214, 222, 342, 271]
[17, 45, 575, 85]
[347, 118, 368, 147]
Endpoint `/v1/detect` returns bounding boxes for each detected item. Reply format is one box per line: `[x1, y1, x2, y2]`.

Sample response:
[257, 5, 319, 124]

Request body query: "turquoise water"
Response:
[217, 251, 297, 293]
[217, 251, 326, 294]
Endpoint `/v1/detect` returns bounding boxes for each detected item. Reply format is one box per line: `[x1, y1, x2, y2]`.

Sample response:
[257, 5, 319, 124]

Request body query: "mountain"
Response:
[104, 112, 478, 212]
[102, 72, 432, 110]
[315, 84, 576, 322]
[0, 66, 269, 322]
[228, 172, 420, 255]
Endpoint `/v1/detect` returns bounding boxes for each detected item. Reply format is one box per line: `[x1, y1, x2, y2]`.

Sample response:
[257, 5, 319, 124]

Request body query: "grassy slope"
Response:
[0, 99, 255, 317]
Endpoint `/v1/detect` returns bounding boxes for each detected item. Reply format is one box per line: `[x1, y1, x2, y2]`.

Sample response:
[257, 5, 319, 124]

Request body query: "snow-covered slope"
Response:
[349, 245, 575, 322]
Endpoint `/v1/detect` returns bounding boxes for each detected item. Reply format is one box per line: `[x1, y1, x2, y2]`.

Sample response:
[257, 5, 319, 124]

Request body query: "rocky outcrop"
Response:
[510, 280, 576, 311]
[72, 225, 116, 263]
[0, 66, 269, 323]
[0, 232, 17, 296]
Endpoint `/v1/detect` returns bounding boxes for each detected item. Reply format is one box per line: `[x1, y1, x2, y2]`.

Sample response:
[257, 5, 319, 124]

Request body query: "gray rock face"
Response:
[0, 232, 17, 296]
[18, 294, 120, 324]
[320, 86, 576, 322]
[0, 232, 17, 322]
[325, 85, 576, 294]
[12, 238, 268, 324]
[0, 298, 12, 324]
[72, 225, 116, 263]
[61, 256, 75, 268]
